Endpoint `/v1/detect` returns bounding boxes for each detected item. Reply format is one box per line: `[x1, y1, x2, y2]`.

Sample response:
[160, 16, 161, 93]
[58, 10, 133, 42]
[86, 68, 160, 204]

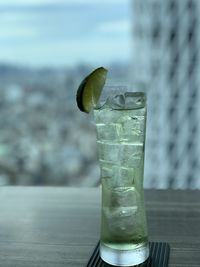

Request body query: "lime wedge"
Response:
[76, 67, 108, 113]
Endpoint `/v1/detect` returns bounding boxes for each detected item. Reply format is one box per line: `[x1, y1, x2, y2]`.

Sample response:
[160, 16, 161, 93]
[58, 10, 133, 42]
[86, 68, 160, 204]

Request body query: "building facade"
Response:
[132, 0, 200, 188]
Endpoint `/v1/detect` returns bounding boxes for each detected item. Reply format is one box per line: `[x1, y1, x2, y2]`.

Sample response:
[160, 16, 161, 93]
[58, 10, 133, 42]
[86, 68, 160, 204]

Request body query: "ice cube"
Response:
[98, 142, 119, 162]
[111, 187, 138, 207]
[115, 114, 145, 142]
[119, 143, 144, 168]
[102, 188, 144, 238]
[101, 165, 135, 190]
[123, 118, 144, 141]
[103, 206, 138, 237]
[111, 166, 135, 187]
[96, 123, 122, 141]
[124, 92, 146, 109]
[100, 161, 113, 179]
[108, 94, 125, 109]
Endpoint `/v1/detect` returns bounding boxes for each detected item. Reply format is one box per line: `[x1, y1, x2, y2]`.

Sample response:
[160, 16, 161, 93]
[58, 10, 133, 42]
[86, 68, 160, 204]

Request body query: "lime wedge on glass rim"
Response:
[76, 67, 108, 113]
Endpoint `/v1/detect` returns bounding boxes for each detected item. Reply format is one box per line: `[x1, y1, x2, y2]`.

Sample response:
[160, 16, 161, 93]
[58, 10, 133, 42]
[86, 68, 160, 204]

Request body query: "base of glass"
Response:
[100, 242, 149, 266]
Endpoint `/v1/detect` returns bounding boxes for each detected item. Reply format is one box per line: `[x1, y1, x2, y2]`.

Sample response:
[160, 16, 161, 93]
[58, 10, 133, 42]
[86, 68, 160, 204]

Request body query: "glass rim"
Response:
[95, 91, 146, 110]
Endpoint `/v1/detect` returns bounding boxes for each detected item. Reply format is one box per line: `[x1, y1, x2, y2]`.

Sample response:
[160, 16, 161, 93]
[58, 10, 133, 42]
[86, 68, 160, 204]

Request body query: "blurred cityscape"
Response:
[1, 0, 200, 189]
[0, 62, 129, 186]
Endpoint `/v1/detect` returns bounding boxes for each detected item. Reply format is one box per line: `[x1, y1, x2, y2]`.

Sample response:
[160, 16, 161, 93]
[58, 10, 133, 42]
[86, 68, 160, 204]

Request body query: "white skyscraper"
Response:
[132, 0, 200, 189]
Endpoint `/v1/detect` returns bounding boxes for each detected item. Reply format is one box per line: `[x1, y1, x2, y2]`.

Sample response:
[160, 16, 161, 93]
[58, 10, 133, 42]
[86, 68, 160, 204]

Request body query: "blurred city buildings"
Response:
[0, 63, 129, 186]
[1, 0, 200, 189]
[0, 0, 131, 187]
[132, 0, 200, 189]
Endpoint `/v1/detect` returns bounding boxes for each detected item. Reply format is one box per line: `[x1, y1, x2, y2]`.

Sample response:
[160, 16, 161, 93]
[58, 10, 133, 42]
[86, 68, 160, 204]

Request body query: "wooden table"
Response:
[0, 187, 199, 267]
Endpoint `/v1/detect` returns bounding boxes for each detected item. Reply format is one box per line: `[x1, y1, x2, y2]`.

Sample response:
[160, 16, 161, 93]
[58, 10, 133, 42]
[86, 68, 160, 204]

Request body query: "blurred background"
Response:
[0, 0, 200, 189]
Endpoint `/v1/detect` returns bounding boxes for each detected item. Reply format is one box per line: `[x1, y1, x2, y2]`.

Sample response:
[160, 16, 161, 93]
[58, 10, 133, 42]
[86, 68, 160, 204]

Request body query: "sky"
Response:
[0, 0, 131, 67]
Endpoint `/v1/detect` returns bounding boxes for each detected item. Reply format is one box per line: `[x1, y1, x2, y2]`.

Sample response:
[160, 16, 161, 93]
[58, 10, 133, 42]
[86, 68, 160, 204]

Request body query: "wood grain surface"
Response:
[0, 187, 199, 267]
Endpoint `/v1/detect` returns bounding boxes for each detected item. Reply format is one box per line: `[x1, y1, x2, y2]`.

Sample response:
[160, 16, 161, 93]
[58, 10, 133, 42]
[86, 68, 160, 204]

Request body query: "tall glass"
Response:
[94, 89, 149, 266]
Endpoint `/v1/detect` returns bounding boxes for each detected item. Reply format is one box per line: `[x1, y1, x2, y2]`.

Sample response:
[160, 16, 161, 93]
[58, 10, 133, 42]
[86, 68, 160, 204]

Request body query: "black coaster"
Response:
[86, 241, 170, 267]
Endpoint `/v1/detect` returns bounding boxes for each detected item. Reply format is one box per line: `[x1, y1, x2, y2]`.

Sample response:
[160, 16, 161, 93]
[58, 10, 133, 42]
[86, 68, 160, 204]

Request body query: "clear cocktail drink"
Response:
[94, 92, 149, 266]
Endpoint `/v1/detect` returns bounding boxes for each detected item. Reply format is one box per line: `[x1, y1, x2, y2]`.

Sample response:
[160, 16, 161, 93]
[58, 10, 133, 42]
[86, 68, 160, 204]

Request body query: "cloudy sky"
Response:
[0, 0, 131, 67]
